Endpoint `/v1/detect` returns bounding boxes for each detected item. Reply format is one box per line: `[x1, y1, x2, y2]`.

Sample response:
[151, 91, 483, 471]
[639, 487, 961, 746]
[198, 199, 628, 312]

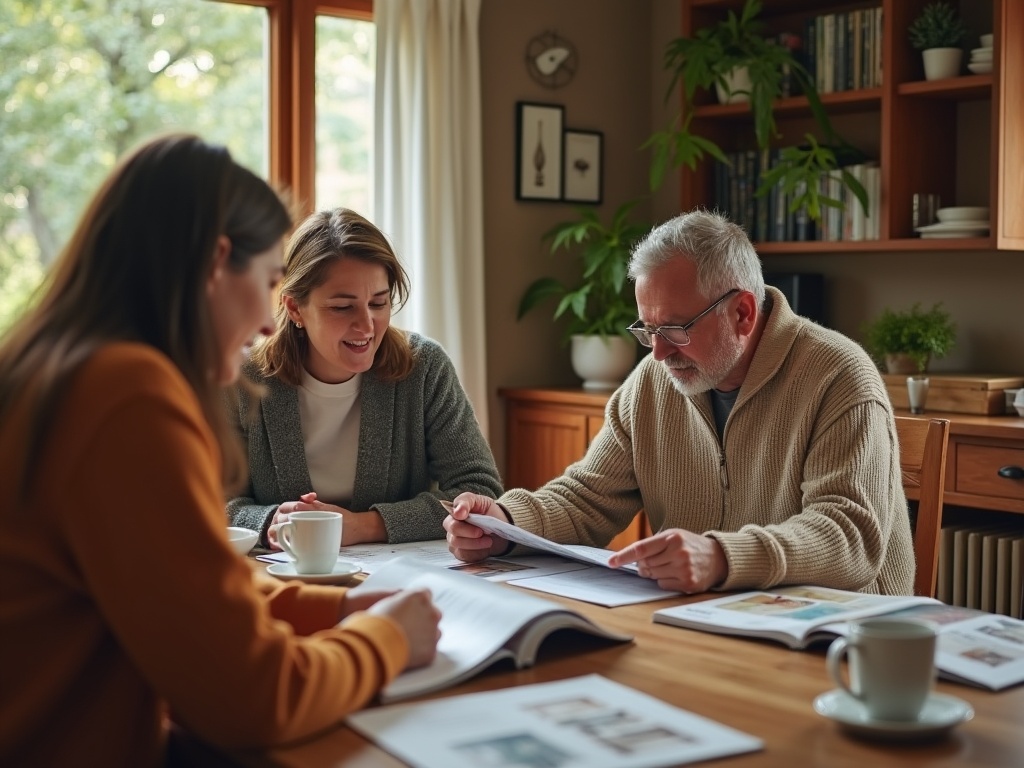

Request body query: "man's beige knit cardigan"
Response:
[501, 287, 915, 596]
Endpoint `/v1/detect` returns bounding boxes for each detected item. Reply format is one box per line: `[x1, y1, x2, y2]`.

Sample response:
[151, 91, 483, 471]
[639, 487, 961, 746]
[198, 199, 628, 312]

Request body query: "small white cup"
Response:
[826, 618, 938, 722]
[269, 511, 342, 574]
[906, 375, 929, 415]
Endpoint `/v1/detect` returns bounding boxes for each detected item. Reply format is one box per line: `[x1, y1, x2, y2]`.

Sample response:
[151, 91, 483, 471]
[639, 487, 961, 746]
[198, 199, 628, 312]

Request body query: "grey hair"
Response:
[628, 209, 765, 308]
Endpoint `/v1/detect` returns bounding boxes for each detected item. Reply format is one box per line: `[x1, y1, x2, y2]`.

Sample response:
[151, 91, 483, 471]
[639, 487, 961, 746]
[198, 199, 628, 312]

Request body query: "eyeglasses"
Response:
[626, 289, 740, 348]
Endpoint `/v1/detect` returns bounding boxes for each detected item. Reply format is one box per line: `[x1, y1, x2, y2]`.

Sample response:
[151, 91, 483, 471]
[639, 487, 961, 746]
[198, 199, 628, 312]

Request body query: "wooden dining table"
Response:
[229, 580, 1024, 768]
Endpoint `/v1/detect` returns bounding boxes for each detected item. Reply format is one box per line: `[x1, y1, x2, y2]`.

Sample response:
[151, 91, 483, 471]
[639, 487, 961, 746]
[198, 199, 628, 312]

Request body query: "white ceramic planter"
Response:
[570, 334, 636, 391]
[714, 67, 752, 104]
[922, 48, 963, 81]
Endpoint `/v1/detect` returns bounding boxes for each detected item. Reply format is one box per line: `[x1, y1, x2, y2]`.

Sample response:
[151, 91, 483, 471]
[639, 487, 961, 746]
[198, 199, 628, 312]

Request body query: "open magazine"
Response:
[653, 586, 1024, 691]
[361, 558, 632, 702]
[348, 674, 763, 768]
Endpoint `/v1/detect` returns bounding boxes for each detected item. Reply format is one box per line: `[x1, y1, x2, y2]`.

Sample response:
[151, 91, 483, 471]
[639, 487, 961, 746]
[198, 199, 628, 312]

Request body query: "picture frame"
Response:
[515, 101, 564, 201]
[562, 129, 603, 204]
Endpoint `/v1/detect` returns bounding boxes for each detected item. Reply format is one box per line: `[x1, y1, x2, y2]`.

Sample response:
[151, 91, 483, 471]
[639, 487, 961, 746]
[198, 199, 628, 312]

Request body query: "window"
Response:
[0, 0, 372, 332]
[315, 15, 374, 213]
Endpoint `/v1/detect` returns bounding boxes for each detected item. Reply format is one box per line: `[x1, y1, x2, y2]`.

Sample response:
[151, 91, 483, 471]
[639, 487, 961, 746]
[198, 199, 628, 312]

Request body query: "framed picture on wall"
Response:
[515, 101, 564, 201]
[562, 129, 603, 204]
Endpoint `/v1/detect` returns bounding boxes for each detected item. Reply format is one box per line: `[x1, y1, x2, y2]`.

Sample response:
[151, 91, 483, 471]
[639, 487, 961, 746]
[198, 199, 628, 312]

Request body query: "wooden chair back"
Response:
[894, 416, 950, 597]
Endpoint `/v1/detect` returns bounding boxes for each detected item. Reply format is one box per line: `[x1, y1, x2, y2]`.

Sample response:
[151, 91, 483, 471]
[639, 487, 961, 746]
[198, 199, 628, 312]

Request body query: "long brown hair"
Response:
[0, 133, 292, 498]
[251, 207, 414, 385]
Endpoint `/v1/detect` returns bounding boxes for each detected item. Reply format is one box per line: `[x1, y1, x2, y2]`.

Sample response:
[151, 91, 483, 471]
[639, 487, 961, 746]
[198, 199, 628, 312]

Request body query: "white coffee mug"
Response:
[826, 618, 938, 721]
[270, 511, 342, 574]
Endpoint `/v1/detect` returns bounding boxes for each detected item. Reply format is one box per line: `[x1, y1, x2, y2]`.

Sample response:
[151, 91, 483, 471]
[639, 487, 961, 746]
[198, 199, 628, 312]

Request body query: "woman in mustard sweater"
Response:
[0, 134, 441, 767]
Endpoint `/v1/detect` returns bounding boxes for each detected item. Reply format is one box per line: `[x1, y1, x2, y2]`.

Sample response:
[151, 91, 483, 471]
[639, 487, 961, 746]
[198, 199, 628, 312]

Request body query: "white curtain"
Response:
[374, 0, 489, 435]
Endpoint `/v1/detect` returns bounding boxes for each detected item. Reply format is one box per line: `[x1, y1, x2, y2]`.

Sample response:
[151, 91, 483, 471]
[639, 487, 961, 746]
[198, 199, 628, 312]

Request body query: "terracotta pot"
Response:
[884, 353, 927, 375]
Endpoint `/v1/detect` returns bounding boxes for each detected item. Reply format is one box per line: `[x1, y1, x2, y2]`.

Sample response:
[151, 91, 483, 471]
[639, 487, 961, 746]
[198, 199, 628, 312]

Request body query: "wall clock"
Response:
[525, 30, 578, 89]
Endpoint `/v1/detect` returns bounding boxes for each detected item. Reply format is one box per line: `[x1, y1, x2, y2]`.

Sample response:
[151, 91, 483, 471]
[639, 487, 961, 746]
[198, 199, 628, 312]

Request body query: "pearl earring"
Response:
[295, 322, 303, 329]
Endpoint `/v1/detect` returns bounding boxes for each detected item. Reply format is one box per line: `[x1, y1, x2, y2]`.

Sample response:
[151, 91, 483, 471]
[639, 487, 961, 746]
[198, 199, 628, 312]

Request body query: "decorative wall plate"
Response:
[525, 30, 578, 89]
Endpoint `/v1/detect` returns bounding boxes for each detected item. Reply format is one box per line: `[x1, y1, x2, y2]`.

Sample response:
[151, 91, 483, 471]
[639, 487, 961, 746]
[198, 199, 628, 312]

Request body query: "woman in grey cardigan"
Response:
[227, 208, 502, 547]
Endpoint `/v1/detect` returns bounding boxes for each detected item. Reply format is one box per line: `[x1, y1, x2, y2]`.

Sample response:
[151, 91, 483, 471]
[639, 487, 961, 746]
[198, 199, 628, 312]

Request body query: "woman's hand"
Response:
[366, 588, 442, 669]
[268, 492, 348, 549]
[268, 492, 385, 548]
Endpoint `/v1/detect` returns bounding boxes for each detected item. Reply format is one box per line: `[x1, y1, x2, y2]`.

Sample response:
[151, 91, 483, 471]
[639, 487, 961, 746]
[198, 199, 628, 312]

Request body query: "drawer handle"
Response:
[997, 466, 1024, 480]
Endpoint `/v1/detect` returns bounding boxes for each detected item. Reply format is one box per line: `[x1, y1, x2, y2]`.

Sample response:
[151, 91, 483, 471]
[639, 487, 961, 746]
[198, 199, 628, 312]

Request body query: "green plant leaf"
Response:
[516, 277, 568, 320]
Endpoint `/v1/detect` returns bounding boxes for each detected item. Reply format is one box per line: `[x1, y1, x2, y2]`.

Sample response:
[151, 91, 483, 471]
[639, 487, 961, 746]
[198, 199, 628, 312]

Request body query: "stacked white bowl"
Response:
[915, 206, 990, 239]
[969, 33, 993, 74]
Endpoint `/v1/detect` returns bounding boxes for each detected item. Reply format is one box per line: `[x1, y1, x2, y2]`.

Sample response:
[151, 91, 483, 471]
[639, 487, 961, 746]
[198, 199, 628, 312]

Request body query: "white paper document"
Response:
[509, 565, 682, 607]
[468, 513, 641, 573]
[348, 674, 763, 768]
[256, 539, 458, 572]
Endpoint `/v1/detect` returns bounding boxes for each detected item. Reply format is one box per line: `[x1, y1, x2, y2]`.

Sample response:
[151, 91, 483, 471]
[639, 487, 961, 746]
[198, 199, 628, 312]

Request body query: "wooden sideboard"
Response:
[498, 387, 651, 550]
[899, 409, 1024, 515]
[499, 389, 1024, 546]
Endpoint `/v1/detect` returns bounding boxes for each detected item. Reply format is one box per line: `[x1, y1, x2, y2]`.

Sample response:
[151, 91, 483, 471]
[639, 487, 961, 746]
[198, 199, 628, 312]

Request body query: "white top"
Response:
[298, 370, 362, 506]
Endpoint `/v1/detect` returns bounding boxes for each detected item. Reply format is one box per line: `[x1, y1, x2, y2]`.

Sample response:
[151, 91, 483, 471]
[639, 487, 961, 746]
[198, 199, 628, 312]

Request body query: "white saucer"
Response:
[814, 689, 973, 742]
[266, 560, 361, 584]
[915, 220, 989, 232]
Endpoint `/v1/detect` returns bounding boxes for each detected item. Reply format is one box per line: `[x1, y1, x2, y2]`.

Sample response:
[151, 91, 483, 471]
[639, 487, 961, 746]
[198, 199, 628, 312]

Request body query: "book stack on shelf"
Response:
[804, 6, 884, 94]
[713, 151, 880, 244]
[680, 1, 1023, 250]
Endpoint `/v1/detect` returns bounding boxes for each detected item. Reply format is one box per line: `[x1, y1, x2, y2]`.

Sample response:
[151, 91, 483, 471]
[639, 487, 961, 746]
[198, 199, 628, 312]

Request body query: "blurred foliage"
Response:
[0, 0, 374, 336]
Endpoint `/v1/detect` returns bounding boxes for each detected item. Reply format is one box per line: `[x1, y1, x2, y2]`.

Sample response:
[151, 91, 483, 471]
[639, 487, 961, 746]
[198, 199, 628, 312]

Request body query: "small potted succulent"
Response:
[861, 302, 957, 374]
[908, 2, 969, 81]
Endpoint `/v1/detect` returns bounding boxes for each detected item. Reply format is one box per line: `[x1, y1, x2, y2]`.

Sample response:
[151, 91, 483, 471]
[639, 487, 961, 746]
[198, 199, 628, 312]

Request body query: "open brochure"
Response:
[652, 587, 936, 649]
[653, 586, 1024, 691]
[361, 558, 632, 702]
[825, 603, 1024, 692]
[348, 674, 763, 768]
[467, 513, 642, 572]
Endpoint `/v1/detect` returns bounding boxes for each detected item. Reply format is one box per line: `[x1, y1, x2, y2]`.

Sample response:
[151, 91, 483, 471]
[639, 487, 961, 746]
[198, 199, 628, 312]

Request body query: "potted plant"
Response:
[861, 302, 957, 374]
[908, 2, 968, 81]
[517, 200, 649, 389]
[644, 0, 868, 224]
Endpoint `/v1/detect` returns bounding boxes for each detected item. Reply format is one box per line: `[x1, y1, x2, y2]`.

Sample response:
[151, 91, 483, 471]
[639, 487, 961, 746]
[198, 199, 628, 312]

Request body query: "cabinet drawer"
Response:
[955, 444, 1024, 501]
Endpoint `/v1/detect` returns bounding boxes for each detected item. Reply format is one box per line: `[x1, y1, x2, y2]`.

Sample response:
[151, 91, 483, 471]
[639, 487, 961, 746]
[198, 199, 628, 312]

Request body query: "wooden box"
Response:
[882, 373, 1024, 415]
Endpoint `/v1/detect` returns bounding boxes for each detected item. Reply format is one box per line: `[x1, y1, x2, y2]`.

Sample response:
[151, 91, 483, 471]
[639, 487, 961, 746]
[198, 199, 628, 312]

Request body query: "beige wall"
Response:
[479, 0, 1024, 477]
[480, 0, 680, 473]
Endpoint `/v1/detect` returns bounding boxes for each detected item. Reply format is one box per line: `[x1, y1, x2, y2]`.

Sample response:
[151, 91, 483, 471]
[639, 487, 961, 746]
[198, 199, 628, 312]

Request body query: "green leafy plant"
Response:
[644, 0, 868, 223]
[517, 201, 650, 342]
[861, 302, 957, 373]
[908, 2, 968, 50]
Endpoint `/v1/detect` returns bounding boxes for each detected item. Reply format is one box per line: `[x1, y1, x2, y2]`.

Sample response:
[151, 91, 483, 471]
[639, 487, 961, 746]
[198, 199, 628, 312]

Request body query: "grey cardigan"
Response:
[227, 333, 502, 544]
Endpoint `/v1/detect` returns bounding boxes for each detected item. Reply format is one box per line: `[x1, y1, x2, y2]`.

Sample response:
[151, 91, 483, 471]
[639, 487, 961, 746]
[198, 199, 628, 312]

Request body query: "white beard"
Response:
[661, 326, 745, 397]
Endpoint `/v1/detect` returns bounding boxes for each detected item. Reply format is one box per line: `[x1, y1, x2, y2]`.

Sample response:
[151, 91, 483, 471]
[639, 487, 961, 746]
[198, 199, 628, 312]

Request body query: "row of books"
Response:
[805, 6, 884, 94]
[936, 522, 1024, 618]
[713, 149, 881, 243]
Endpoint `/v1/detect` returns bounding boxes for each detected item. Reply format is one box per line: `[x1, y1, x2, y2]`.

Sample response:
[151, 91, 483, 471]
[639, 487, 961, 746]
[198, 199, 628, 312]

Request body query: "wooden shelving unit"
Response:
[679, 0, 1024, 252]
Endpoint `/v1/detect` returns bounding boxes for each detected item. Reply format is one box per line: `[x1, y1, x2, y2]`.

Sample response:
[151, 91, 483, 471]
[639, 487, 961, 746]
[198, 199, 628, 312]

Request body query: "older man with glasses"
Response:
[446, 209, 914, 597]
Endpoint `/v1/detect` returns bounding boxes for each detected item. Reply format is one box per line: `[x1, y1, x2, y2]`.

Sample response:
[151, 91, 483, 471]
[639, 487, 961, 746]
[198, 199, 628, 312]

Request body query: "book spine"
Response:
[804, 17, 817, 92]
[755, 147, 770, 243]
[851, 9, 862, 91]
[875, 6, 884, 88]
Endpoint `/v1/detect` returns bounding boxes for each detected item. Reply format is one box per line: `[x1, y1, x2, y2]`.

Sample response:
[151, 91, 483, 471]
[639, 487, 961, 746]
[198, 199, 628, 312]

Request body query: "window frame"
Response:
[216, 0, 373, 217]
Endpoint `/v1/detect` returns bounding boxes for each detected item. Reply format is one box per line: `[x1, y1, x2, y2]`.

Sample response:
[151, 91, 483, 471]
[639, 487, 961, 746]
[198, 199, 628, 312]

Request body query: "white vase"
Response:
[570, 334, 636, 391]
[714, 67, 752, 104]
[922, 48, 963, 81]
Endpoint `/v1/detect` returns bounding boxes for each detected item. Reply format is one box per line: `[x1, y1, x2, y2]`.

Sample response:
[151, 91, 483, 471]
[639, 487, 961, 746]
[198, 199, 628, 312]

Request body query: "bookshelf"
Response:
[679, 0, 1024, 252]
